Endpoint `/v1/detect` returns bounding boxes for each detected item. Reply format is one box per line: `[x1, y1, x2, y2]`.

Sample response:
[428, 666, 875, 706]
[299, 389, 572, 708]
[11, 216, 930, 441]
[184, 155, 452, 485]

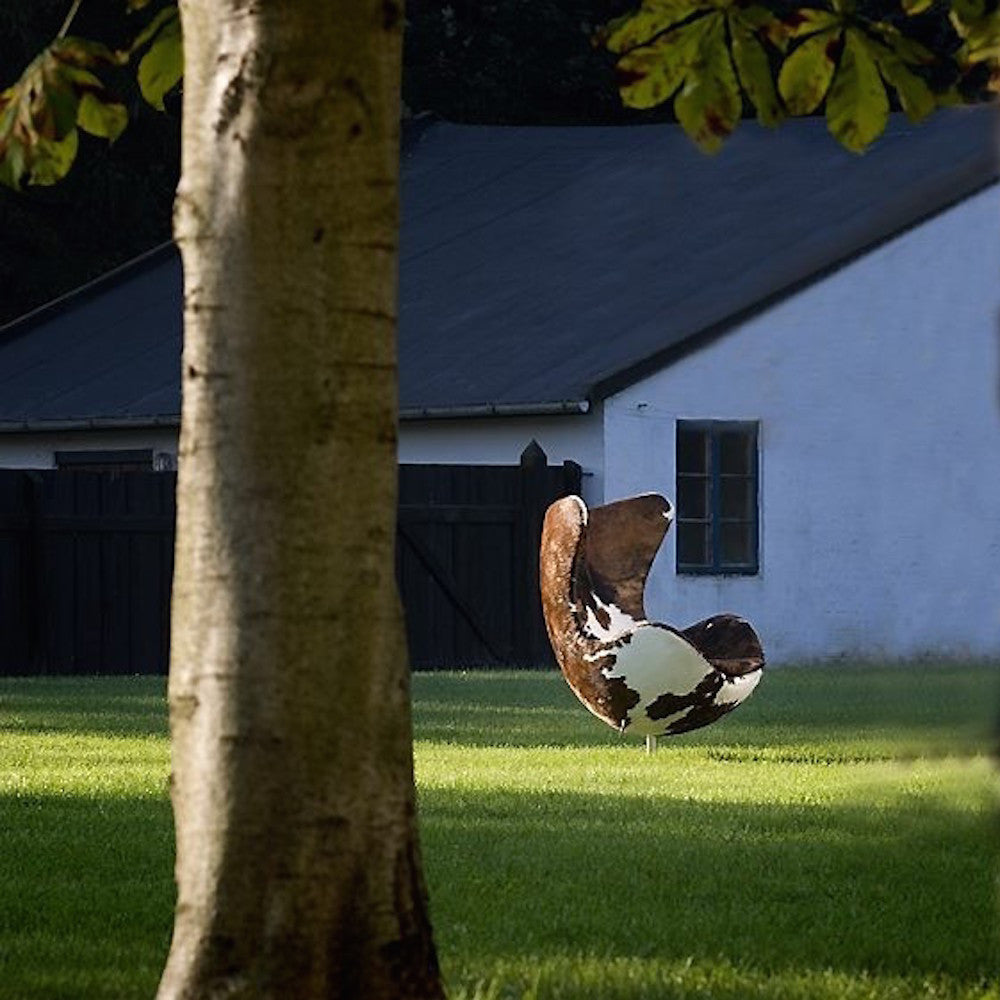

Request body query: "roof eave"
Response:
[400, 399, 590, 420]
[0, 402, 592, 431]
[0, 415, 181, 433]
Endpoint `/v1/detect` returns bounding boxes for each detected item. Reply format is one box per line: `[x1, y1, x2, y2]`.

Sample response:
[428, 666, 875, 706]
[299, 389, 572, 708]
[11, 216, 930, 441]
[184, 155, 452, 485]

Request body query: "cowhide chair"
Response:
[540, 493, 764, 737]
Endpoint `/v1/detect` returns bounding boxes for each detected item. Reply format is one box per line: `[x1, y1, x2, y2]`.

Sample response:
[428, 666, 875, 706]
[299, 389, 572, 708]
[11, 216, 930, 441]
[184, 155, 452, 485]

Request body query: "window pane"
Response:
[719, 430, 753, 474]
[677, 426, 708, 474]
[677, 476, 709, 519]
[677, 522, 710, 566]
[720, 522, 753, 566]
[720, 476, 753, 519]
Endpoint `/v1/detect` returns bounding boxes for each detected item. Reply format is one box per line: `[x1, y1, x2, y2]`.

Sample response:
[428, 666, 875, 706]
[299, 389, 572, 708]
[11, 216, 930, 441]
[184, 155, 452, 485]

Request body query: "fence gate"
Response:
[0, 443, 581, 675]
[398, 443, 581, 669]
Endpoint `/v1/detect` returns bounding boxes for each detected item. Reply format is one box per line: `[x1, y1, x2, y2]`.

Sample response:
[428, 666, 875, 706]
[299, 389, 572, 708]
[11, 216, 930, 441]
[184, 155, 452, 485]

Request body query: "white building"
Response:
[1, 109, 997, 661]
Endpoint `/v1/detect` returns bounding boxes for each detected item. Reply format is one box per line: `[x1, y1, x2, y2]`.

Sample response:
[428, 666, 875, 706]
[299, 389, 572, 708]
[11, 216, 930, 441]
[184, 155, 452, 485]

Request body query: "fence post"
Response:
[562, 459, 582, 497]
[22, 472, 47, 675]
[518, 441, 552, 667]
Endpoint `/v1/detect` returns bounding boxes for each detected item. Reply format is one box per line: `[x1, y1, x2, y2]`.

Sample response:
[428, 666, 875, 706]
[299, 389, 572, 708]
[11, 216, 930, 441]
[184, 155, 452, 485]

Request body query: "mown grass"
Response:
[0, 663, 997, 999]
[0, 679, 172, 1000]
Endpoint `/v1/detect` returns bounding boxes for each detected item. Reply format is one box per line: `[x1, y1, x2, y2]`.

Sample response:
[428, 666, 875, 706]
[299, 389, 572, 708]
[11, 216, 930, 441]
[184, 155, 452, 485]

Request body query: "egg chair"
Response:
[539, 493, 764, 737]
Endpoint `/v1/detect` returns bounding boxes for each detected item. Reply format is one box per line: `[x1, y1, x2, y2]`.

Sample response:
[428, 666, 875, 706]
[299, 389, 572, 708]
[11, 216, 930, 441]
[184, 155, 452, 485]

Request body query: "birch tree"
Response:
[154, 2, 442, 997]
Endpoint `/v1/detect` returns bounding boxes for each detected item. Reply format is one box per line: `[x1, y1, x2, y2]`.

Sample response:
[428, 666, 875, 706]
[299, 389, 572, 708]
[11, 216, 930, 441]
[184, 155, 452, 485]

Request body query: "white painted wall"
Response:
[605, 185, 1000, 662]
[0, 427, 179, 469]
[399, 409, 605, 505]
[0, 413, 604, 501]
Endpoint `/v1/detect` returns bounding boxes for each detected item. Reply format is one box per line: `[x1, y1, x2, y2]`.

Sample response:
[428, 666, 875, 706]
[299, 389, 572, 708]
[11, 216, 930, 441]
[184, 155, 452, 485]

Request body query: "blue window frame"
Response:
[675, 421, 759, 575]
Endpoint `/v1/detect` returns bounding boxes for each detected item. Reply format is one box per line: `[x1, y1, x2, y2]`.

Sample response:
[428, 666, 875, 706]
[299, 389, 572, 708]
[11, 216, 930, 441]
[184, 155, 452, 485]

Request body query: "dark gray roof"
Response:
[0, 247, 182, 428]
[399, 108, 997, 411]
[0, 108, 996, 428]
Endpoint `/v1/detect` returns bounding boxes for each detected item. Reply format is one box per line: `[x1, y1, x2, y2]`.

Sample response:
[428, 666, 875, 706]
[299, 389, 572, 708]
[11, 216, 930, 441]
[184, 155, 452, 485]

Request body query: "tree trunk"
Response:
[158, 2, 442, 998]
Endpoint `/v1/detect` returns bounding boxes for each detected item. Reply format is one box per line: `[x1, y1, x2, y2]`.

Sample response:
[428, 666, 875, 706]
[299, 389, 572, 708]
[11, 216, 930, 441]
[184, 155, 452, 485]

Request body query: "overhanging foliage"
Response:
[604, 0, 998, 152]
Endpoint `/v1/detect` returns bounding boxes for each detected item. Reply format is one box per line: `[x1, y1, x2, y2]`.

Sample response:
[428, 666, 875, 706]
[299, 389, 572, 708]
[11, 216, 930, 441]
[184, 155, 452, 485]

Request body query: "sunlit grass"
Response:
[416, 665, 1000, 1000]
[0, 663, 997, 999]
[0, 686, 172, 1000]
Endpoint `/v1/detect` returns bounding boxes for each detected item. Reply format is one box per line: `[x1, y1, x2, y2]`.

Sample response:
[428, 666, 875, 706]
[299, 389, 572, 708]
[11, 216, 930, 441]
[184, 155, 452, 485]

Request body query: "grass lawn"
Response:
[0, 663, 997, 999]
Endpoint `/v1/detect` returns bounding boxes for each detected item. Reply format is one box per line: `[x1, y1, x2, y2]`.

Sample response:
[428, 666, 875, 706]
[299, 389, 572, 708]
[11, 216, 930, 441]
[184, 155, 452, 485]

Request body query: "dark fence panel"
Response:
[0, 469, 175, 675]
[0, 444, 581, 675]
[398, 445, 581, 668]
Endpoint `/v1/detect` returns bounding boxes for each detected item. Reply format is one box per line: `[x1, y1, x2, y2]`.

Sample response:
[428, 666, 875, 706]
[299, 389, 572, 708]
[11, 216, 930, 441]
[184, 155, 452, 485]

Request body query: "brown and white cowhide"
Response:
[540, 494, 764, 737]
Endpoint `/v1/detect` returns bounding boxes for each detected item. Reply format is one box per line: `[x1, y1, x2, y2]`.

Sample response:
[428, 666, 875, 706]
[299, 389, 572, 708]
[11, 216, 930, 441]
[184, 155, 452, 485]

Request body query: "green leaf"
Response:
[866, 38, 935, 121]
[77, 92, 128, 141]
[137, 15, 183, 110]
[967, 39, 1000, 63]
[0, 34, 129, 188]
[129, 6, 181, 55]
[58, 65, 104, 90]
[730, 18, 784, 126]
[887, 64, 935, 120]
[773, 7, 842, 47]
[616, 16, 711, 109]
[961, 11, 1000, 56]
[674, 13, 743, 153]
[28, 129, 79, 186]
[949, 1, 1000, 88]
[870, 21, 935, 64]
[0, 137, 25, 190]
[0, 90, 17, 142]
[901, 0, 934, 13]
[39, 79, 80, 139]
[778, 28, 841, 114]
[606, 0, 709, 53]
[951, 0, 987, 24]
[51, 36, 124, 68]
[825, 30, 889, 152]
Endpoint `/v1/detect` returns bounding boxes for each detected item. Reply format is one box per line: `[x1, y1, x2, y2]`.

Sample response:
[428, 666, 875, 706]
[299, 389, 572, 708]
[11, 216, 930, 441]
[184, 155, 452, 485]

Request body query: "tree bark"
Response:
[158, 2, 442, 998]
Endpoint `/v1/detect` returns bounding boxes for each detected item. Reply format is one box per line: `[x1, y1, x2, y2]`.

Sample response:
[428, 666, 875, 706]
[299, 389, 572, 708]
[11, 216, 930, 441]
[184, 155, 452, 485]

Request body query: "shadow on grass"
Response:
[1, 666, 997, 754]
[413, 665, 1000, 756]
[0, 676, 168, 738]
[421, 785, 999, 985]
[0, 791, 173, 1000]
[0, 783, 993, 998]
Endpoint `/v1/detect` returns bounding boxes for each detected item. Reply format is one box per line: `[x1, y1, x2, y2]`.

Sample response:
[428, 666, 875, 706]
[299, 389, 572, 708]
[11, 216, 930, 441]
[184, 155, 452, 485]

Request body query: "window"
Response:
[675, 421, 758, 575]
[54, 449, 154, 473]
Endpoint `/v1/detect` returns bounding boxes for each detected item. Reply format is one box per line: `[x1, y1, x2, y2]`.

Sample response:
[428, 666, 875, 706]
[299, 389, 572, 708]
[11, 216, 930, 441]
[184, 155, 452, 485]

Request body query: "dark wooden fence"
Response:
[0, 469, 175, 676]
[399, 444, 581, 668]
[0, 444, 580, 675]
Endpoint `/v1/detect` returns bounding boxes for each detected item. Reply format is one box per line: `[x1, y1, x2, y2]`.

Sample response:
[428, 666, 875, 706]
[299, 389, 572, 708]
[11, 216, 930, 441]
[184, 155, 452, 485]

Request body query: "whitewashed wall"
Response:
[605, 185, 1000, 662]
[0, 428, 179, 469]
[399, 409, 604, 505]
[0, 414, 604, 502]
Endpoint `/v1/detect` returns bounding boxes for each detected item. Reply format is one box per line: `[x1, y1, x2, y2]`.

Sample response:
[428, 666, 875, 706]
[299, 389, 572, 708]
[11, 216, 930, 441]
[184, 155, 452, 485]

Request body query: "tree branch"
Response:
[57, 0, 84, 40]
